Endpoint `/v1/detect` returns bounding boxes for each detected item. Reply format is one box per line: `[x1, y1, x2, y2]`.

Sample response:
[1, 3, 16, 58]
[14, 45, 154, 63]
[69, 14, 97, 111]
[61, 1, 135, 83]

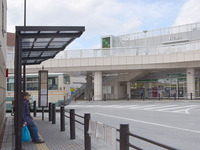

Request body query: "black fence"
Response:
[116, 124, 178, 150]
[45, 104, 178, 150]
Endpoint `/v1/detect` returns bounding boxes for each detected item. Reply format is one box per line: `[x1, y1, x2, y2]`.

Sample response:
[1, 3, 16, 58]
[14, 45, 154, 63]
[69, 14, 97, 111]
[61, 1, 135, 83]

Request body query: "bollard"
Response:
[49, 102, 52, 121]
[126, 94, 129, 101]
[70, 109, 75, 139]
[42, 107, 44, 121]
[60, 106, 65, 132]
[120, 124, 129, 150]
[104, 94, 106, 101]
[52, 103, 56, 124]
[190, 93, 192, 100]
[33, 101, 36, 117]
[84, 113, 91, 150]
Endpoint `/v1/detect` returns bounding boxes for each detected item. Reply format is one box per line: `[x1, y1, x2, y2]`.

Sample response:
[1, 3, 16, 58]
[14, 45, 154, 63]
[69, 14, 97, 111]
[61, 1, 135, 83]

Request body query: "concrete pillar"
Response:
[84, 75, 93, 100]
[127, 82, 131, 98]
[186, 68, 195, 99]
[94, 71, 102, 100]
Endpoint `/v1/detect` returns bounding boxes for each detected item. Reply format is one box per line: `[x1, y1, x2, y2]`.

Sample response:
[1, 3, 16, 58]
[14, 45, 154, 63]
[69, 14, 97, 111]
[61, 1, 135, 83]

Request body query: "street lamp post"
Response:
[143, 30, 148, 55]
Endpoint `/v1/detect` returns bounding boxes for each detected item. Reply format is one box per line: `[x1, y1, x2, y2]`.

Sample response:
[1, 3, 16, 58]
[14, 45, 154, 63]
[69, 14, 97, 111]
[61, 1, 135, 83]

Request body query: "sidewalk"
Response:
[0, 114, 89, 150]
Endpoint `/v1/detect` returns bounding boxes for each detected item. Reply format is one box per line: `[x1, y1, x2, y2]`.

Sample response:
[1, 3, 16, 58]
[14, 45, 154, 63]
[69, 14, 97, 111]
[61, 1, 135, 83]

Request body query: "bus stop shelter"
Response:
[14, 26, 85, 150]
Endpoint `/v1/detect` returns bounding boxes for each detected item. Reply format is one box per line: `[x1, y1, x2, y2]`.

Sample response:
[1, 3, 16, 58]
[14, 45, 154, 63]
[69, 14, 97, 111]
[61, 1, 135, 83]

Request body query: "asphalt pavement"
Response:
[65, 100, 200, 150]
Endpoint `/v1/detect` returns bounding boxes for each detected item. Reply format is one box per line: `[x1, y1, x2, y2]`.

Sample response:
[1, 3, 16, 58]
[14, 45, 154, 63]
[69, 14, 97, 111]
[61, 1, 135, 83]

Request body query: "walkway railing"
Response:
[115, 22, 200, 41]
[56, 40, 200, 59]
[46, 105, 178, 150]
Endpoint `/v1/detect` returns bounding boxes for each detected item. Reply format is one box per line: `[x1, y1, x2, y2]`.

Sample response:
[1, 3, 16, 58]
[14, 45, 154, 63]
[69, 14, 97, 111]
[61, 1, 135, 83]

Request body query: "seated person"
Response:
[21, 92, 45, 144]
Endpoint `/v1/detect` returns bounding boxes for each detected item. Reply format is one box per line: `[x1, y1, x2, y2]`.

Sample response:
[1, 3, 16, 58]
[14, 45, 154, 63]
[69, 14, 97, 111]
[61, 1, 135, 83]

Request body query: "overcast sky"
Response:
[7, 0, 200, 50]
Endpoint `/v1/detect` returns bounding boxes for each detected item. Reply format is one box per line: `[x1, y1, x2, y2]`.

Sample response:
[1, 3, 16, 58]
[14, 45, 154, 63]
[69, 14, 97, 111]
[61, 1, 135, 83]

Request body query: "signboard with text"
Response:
[38, 70, 48, 107]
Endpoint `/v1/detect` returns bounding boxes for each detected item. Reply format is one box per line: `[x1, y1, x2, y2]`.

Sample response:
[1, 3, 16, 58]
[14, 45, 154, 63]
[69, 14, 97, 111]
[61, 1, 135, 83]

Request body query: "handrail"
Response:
[127, 132, 178, 150]
[55, 40, 200, 59]
[116, 22, 200, 41]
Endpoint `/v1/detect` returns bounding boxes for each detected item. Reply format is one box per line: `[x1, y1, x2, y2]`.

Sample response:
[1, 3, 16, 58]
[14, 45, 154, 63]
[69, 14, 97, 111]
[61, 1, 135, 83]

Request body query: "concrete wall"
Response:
[0, 0, 7, 138]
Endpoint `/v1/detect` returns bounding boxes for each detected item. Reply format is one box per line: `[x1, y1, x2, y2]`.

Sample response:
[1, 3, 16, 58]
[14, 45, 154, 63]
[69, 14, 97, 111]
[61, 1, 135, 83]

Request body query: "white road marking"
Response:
[68, 104, 199, 114]
[112, 105, 138, 108]
[128, 105, 158, 109]
[172, 106, 199, 114]
[94, 113, 200, 134]
[156, 105, 197, 111]
[142, 105, 177, 110]
[101, 105, 119, 108]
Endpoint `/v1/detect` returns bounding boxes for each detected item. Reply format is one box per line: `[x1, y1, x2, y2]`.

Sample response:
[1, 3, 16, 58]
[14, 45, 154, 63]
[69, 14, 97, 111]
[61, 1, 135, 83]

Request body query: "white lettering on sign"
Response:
[169, 35, 182, 41]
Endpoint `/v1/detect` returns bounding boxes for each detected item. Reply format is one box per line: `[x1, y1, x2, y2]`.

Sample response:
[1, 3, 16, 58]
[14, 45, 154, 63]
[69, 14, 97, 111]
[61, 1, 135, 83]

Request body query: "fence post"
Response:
[70, 109, 75, 139]
[190, 93, 192, 100]
[49, 102, 52, 122]
[33, 101, 36, 117]
[84, 113, 91, 150]
[60, 106, 65, 132]
[52, 103, 56, 124]
[120, 124, 129, 150]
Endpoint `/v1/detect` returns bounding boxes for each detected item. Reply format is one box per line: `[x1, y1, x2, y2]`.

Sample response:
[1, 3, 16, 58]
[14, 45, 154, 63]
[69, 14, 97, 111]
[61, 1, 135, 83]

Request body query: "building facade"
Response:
[0, 0, 7, 139]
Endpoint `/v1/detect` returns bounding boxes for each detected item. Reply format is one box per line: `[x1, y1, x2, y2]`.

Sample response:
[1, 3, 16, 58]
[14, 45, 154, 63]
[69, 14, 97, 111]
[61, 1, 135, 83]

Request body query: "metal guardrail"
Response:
[55, 40, 200, 59]
[51, 107, 177, 150]
[117, 124, 178, 150]
[115, 22, 200, 41]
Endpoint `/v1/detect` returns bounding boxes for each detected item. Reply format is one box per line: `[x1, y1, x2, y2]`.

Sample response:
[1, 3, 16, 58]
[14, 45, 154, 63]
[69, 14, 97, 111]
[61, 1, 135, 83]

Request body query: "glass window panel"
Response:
[27, 82, 38, 91]
[36, 38, 51, 43]
[7, 83, 14, 91]
[53, 38, 71, 42]
[48, 77, 58, 90]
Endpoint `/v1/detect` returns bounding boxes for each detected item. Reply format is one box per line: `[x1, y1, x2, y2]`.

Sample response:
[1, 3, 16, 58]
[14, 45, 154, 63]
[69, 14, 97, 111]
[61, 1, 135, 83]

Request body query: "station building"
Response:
[6, 22, 200, 101]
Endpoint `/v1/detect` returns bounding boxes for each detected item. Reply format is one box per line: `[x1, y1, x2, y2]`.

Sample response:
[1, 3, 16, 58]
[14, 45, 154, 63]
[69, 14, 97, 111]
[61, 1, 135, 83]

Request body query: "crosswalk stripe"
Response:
[156, 105, 197, 111]
[142, 105, 177, 110]
[112, 105, 138, 108]
[128, 105, 158, 109]
[101, 105, 119, 108]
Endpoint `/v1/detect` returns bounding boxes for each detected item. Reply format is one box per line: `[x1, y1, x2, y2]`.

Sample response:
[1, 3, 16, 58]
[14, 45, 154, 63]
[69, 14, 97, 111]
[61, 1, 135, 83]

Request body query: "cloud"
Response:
[174, 0, 200, 25]
[7, 0, 184, 49]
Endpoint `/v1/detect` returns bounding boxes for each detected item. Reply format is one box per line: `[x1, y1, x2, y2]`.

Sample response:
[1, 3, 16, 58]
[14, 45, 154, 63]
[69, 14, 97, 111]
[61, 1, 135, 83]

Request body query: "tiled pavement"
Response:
[0, 114, 94, 150]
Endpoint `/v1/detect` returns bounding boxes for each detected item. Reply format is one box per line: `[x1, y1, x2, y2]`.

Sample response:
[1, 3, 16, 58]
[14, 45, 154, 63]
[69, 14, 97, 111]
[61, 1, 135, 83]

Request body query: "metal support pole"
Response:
[190, 93, 192, 100]
[14, 33, 22, 150]
[23, 65, 26, 92]
[33, 101, 36, 117]
[120, 124, 129, 150]
[52, 104, 56, 124]
[42, 107, 44, 120]
[70, 109, 75, 139]
[24, 0, 26, 26]
[84, 113, 91, 150]
[60, 106, 65, 132]
[49, 102, 52, 121]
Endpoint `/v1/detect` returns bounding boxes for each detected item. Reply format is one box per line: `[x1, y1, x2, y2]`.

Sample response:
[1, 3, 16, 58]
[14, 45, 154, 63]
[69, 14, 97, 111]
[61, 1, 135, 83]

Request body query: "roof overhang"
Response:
[15, 26, 85, 65]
